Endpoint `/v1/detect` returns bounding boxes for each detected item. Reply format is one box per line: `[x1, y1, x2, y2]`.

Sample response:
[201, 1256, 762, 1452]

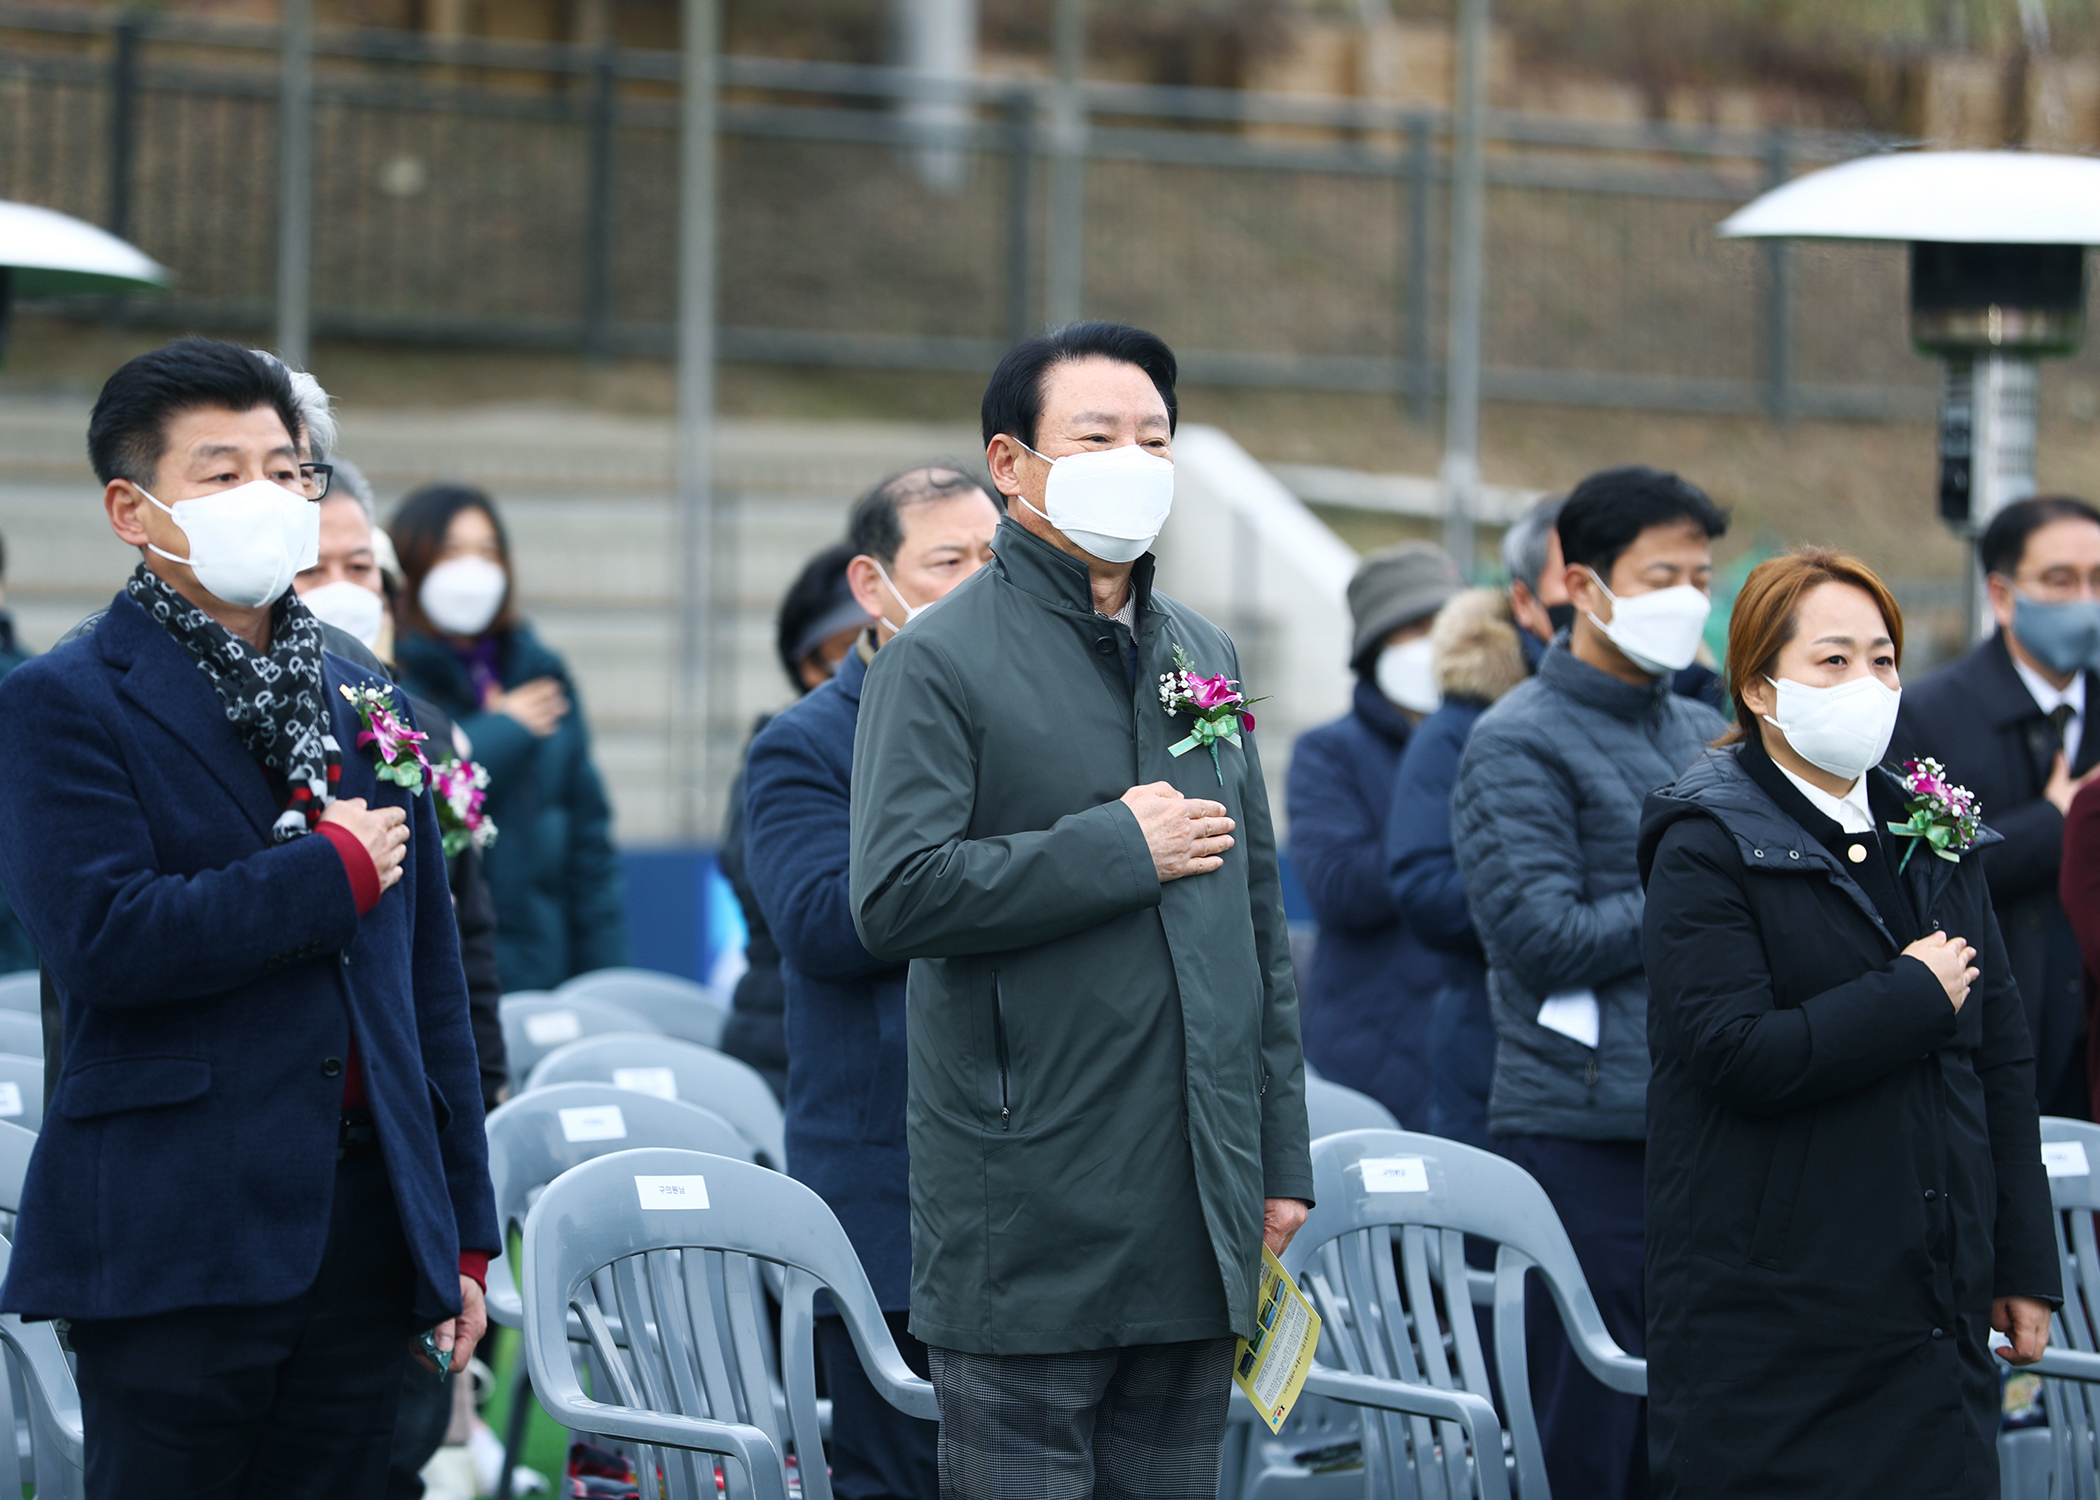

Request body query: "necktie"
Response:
[2053, 702, 2076, 754]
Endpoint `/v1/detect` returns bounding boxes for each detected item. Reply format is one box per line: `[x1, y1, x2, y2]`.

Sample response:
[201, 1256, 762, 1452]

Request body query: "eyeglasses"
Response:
[299, 463, 334, 501]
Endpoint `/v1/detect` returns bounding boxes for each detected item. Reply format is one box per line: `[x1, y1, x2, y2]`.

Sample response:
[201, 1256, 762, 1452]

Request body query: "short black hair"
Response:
[1979, 495, 2100, 578]
[86, 337, 305, 488]
[776, 540, 861, 693]
[848, 462, 996, 567]
[980, 322, 1179, 452]
[1556, 465, 1728, 578]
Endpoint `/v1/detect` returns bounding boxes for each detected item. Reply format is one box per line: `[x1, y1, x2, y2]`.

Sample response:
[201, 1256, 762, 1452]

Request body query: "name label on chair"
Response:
[524, 1010, 582, 1046]
[612, 1067, 678, 1101]
[635, 1174, 710, 1210]
[558, 1104, 627, 1143]
[0, 1082, 22, 1119]
[1359, 1157, 1429, 1194]
[2044, 1141, 2091, 1178]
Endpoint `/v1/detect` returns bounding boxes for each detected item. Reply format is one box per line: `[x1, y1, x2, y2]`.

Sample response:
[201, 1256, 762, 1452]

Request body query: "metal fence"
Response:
[0, 3, 1997, 423]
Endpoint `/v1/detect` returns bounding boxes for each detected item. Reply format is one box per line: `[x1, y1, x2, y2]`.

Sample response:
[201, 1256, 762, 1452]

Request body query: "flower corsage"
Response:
[341, 683, 499, 857]
[1886, 756, 1980, 871]
[1158, 645, 1266, 785]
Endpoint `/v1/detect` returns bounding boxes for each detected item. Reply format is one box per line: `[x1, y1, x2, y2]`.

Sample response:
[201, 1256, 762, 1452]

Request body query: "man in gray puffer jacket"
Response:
[1450, 466, 1727, 1500]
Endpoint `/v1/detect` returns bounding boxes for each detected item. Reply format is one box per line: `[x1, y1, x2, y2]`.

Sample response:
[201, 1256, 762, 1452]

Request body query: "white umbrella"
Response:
[1719, 149, 2100, 245]
[0, 199, 170, 295]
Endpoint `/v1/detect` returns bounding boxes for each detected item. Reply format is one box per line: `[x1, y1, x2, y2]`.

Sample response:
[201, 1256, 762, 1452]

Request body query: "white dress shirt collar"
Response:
[2010, 653, 2086, 765]
[1774, 760, 1877, 836]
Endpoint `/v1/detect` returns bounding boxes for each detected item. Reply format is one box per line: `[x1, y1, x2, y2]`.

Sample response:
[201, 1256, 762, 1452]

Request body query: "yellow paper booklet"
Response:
[1233, 1246, 1322, 1433]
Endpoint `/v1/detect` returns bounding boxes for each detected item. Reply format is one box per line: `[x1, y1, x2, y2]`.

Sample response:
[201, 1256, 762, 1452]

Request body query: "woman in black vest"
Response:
[1638, 547, 2060, 1499]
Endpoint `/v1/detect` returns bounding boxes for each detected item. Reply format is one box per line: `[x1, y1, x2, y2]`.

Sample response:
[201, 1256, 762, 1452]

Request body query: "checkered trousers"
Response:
[929, 1336, 1237, 1500]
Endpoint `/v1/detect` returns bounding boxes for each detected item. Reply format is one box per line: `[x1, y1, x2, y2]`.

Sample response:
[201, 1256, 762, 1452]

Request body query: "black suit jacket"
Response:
[1894, 629, 2100, 1116]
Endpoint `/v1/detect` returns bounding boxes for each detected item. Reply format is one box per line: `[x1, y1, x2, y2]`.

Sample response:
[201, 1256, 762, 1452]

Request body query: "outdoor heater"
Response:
[1721, 152, 2100, 616]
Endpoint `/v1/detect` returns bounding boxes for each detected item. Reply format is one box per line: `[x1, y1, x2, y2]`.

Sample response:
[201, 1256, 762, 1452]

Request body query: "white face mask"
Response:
[1762, 674, 1902, 783]
[1014, 441, 1176, 565]
[420, 556, 508, 637]
[138, 479, 319, 609]
[300, 579, 387, 650]
[1375, 637, 1441, 715]
[870, 558, 935, 627]
[1585, 568, 1711, 676]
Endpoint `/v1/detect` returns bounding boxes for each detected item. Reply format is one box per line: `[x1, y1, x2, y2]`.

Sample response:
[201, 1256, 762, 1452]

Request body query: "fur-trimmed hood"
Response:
[1434, 588, 1529, 705]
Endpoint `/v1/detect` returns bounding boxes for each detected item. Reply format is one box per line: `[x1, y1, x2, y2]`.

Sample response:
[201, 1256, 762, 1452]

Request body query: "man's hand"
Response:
[2046, 751, 2100, 816]
[1994, 1294, 2052, 1366]
[1120, 782, 1234, 882]
[418, 1274, 487, 1375]
[486, 676, 570, 739]
[1263, 1197, 1310, 1258]
[1900, 931, 1977, 1011]
[319, 798, 409, 892]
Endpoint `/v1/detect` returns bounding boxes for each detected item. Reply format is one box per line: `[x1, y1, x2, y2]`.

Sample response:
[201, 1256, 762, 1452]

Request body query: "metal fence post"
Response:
[1004, 88, 1036, 345]
[583, 42, 618, 356]
[106, 11, 142, 243]
[1762, 128, 1793, 425]
[674, 0, 719, 840]
[1044, 0, 1085, 328]
[1439, 0, 1488, 578]
[1403, 111, 1432, 423]
[275, 0, 315, 369]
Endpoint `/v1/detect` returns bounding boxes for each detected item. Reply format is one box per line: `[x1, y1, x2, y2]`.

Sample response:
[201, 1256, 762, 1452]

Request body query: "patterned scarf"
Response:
[126, 564, 342, 841]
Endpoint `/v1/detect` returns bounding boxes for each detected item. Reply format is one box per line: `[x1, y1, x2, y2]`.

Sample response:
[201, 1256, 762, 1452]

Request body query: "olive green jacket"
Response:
[849, 518, 1314, 1355]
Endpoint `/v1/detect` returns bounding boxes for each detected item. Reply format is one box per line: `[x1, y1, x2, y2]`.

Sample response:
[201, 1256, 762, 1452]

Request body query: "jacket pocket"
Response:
[59, 1055, 211, 1120]
[991, 969, 1012, 1132]
[1747, 1111, 1814, 1269]
[425, 1074, 453, 1134]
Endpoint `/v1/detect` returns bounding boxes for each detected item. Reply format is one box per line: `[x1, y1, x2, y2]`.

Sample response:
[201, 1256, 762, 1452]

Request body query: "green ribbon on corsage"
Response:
[1169, 716, 1242, 785]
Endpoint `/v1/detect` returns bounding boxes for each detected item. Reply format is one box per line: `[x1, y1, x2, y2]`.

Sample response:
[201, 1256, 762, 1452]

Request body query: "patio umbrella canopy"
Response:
[0, 199, 170, 296]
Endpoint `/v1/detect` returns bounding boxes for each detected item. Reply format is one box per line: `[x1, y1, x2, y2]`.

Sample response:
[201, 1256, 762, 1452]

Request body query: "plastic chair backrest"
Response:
[0, 1013, 42, 1062]
[0, 1235, 82, 1498]
[2033, 1116, 2100, 1497]
[481, 1083, 754, 1330]
[0, 1119, 34, 1216]
[0, 1056, 45, 1133]
[523, 1147, 936, 1500]
[1283, 1130, 1646, 1500]
[499, 994, 659, 1092]
[558, 968, 730, 1050]
[0, 974, 37, 1016]
[1305, 1076, 1400, 1139]
[526, 1034, 786, 1171]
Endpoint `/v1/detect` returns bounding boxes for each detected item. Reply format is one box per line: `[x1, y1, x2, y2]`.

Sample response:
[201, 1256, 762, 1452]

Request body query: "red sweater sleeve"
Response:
[317, 821, 382, 916]
[460, 1251, 489, 1291]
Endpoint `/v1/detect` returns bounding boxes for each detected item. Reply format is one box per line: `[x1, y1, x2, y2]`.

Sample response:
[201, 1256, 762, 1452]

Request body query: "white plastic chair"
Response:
[499, 994, 659, 1094]
[557, 969, 731, 1051]
[526, 1035, 785, 1172]
[1306, 1076, 1401, 1139]
[521, 1146, 935, 1500]
[0, 1015, 42, 1065]
[0, 1057, 45, 1133]
[0, 1236, 80, 1500]
[0, 974, 38, 1016]
[2009, 1117, 2100, 1499]
[1280, 1129, 1648, 1500]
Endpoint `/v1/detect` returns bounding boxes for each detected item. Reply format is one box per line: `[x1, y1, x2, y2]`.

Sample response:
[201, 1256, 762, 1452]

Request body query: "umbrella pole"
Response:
[0, 266, 12, 364]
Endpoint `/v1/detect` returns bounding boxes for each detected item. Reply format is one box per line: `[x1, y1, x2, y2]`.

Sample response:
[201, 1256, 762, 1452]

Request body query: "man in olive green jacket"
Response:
[849, 322, 1314, 1500]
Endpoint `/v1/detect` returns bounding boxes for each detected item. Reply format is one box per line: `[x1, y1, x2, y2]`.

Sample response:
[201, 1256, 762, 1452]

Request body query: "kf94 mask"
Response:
[1014, 442, 1176, 565]
[139, 479, 319, 609]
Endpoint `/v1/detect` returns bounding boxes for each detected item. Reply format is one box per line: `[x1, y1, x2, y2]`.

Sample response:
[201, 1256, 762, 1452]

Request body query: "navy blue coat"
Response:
[1287, 678, 1442, 1129]
[1895, 630, 2100, 1118]
[0, 592, 499, 1323]
[1387, 697, 1494, 1148]
[742, 645, 912, 1310]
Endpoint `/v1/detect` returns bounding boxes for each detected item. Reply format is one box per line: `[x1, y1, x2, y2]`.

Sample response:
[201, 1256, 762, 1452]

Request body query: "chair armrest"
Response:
[531, 1394, 788, 1500]
[2034, 1347, 2100, 1382]
[1570, 1339, 1647, 1396]
[0, 1315, 83, 1469]
[1301, 1368, 1510, 1500]
[882, 1372, 939, 1422]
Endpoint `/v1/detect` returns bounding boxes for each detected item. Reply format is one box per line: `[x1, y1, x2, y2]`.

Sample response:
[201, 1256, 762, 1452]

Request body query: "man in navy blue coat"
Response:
[744, 463, 1000, 1500]
[0, 340, 498, 1497]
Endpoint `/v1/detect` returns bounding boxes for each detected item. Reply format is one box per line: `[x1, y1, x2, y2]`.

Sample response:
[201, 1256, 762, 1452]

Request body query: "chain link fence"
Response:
[0, 3, 2035, 423]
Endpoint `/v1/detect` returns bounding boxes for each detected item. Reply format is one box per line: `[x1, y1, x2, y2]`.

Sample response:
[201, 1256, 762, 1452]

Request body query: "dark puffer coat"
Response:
[1452, 642, 1724, 1140]
[1640, 737, 2060, 1500]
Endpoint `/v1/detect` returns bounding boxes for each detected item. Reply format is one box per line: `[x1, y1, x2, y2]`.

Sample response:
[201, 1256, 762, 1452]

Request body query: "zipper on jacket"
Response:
[992, 969, 1012, 1131]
